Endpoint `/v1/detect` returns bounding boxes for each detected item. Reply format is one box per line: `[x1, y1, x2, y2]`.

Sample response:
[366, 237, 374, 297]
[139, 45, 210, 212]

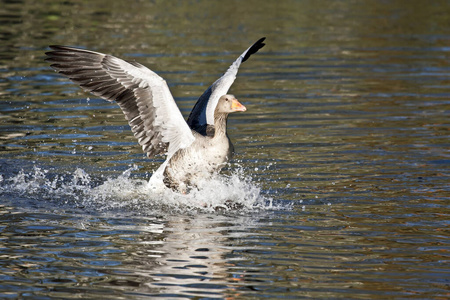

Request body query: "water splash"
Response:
[0, 165, 276, 214]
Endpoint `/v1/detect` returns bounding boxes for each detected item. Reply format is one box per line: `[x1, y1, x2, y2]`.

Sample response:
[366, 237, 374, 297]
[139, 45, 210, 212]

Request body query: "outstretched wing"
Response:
[187, 37, 266, 136]
[45, 46, 195, 158]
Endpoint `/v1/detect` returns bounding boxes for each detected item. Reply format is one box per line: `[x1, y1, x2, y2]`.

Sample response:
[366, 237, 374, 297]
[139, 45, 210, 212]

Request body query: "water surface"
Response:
[1, 0, 449, 298]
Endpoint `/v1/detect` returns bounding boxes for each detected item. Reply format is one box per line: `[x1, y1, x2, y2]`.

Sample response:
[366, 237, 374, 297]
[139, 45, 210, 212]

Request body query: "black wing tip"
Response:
[242, 37, 266, 63]
[254, 37, 266, 50]
[45, 45, 62, 57]
[45, 45, 96, 56]
[45, 45, 74, 59]
[47, 45, 77, 53]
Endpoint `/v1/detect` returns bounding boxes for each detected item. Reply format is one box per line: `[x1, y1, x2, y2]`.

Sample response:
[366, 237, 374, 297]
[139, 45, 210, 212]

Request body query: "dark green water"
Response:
[0, 0, 449, 298]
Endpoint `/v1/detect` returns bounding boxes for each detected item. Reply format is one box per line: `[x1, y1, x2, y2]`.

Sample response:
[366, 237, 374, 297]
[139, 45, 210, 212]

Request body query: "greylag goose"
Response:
[45, 37, 266, 193]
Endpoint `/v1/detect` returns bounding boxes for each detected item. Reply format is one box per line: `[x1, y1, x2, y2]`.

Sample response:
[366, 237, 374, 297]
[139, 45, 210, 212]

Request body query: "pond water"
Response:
[1, 0, 449, 298]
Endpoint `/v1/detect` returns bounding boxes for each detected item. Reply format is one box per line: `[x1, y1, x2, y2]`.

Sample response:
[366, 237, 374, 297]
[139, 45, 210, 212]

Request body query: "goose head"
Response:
[215, 94, 247, 114]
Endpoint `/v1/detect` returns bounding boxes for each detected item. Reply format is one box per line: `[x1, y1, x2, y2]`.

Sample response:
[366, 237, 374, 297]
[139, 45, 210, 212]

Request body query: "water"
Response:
[1, 0, 449, 298]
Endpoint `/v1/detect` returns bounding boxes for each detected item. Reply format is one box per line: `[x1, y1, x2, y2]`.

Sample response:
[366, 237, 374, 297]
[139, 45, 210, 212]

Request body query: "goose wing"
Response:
[187, 37, 266, 136]
[45, 46, 195, 158]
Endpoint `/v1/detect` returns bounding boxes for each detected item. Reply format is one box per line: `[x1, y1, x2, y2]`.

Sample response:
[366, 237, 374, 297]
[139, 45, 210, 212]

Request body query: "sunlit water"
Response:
[1, 0, 449, 298]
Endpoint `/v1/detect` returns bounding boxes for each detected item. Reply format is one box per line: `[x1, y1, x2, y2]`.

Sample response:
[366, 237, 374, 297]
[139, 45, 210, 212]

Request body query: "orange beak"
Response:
[231, 99, 247, 112]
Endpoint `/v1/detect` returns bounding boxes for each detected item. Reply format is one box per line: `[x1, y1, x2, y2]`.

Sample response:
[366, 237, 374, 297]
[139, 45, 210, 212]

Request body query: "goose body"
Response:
[163, 127, 232, 191]
[46, 38, 265, 192]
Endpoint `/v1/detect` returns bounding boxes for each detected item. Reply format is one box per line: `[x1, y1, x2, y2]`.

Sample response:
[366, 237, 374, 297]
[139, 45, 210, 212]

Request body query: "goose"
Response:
[45, 37, 266, 193]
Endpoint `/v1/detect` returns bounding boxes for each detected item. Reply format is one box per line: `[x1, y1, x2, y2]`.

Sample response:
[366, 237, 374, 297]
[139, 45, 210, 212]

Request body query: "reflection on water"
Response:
[1, 0, 449, 298]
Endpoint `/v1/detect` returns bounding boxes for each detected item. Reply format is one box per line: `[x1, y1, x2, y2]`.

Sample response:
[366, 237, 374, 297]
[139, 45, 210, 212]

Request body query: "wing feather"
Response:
[46, 45, 195, 158]
[187, 37, 265, 135]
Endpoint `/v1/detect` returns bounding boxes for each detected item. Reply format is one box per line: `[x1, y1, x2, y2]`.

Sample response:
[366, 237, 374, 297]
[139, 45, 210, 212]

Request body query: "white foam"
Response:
[1, 165, 276, 214]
